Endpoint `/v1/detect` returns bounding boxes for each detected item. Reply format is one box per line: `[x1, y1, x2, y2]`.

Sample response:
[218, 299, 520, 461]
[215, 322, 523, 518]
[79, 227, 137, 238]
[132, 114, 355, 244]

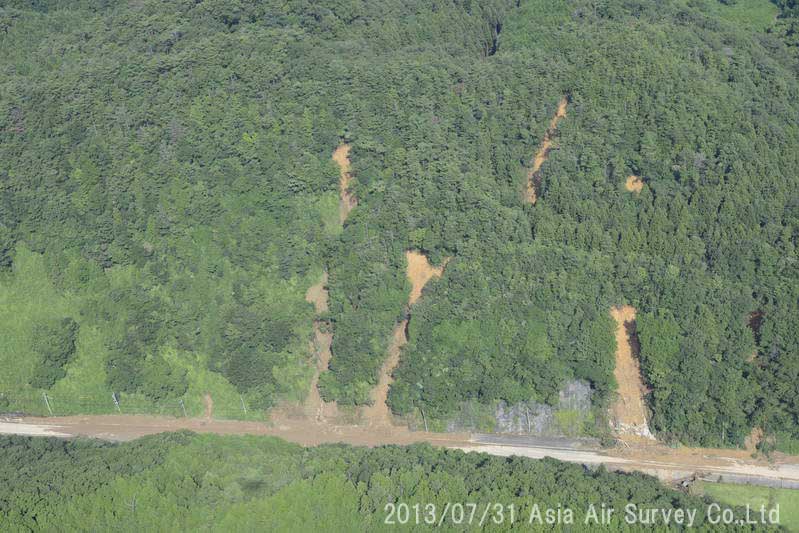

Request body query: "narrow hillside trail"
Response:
[625, 175, 643, 193]
[525, 97, 568, 204]
[609, 305, 655, 441]
[333, 144, 357, 223]
[361, 251, 449, 426]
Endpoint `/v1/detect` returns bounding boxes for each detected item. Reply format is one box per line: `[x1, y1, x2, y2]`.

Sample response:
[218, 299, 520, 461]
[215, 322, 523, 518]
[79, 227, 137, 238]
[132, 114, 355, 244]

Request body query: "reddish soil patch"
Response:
[610, 306, 655, 440]
[406, 250, 448, 305]
[333, 144, 357, 223]
[304, 324, 339, 422]
[625, 175, 643, 193]
[525, 97, 568, 204]
[362, 251, 448, 426]
[303, 273, 338, 421]
[362, 320, 408, 426]
[272, 273, 339, 424]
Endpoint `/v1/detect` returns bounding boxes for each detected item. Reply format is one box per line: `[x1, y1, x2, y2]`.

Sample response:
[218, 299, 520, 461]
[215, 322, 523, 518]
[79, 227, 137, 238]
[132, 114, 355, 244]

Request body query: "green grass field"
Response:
[706, 0, 779, 32]
[694, 482, 799, 531]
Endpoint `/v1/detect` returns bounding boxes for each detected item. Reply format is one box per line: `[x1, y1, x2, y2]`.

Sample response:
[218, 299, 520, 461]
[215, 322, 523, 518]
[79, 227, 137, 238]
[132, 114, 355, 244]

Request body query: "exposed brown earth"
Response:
[332, 144, 357, 223]
[305, 272, 329, 314]
[204, 393, 213, 420]
[5, 415, 799, 488]
[361, 320, 408, 426]
[304, 324, 339, 422]
[745, 426, 764, 453]
[362, 251, 448, 426]
[1, 414, 469, 448]
[525, 97, 568, 204]
[610, 305, 655, 440]
[625, 174, 643, 193]
[303, 273, 337, 421]
[406, 250, 448, 305]
[271, 272, 339, 424]
[33, 141, 784, 487]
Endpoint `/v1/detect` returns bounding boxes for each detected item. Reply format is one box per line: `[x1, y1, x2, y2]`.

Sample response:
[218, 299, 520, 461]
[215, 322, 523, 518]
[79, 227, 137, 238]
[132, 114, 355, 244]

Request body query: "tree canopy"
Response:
[0, 0, 797, 449]
[0, 432, 761, 531]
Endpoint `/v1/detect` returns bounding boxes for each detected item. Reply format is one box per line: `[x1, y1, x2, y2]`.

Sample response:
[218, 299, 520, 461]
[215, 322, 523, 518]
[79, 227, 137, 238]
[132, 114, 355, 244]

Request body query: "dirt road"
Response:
[2, 415, 798, 488]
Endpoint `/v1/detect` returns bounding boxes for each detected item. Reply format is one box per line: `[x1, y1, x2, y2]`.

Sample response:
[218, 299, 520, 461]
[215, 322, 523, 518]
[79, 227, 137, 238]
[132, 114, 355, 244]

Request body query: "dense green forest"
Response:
[1, 0, 798, 450]
[0, 432, 769, 531]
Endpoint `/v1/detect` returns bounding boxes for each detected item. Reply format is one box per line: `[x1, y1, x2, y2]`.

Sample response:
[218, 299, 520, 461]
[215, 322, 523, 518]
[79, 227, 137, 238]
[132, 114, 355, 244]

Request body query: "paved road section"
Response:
[1, 415, 798, 489]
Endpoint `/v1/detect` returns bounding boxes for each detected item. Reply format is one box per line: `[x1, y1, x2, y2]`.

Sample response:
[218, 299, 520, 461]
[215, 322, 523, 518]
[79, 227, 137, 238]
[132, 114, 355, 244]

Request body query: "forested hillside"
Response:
[1, 0, 344, 415]
[0, 432, 762, 531]
[1, 0, 798, 450]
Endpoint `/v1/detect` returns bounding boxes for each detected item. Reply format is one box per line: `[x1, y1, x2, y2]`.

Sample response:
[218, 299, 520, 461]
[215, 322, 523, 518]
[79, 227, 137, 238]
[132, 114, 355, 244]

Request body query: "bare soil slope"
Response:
[333, 144, 357, 223]
[362, 251, 448, 425]
[303, 273, 338, 421]
[625, 175, 643, 193]
[204, 394, 213, 420]
[610, 305, 655, 440]
[305, 272, 329, 314]
[525, 97, 568, 204]
[406, 250, 448, 305]
[362, 320, 409, 426]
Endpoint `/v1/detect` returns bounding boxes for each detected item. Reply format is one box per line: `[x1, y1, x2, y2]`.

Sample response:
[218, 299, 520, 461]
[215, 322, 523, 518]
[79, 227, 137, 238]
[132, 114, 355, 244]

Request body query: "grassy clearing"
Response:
[0, 248, 75, 413]
[0, 247, 272, 419]
[693, 481, 799, 531]
[706, 0, 779, 32]
[318, 191, 343, 236]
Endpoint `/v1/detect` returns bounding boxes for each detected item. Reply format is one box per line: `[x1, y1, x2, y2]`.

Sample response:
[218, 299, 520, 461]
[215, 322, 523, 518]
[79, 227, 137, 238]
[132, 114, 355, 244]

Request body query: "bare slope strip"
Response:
[303, 272, 338, 421]
[609, 305, 655, 441]
[361, 251, 448, 426]
[524, 97, 568, 204]
[333, 144, 357, 223]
